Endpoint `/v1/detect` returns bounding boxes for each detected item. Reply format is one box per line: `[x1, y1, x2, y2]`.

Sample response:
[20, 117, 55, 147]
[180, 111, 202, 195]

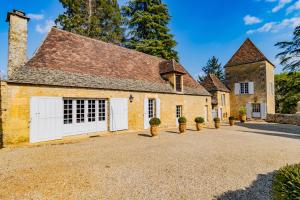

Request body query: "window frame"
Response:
[252, 103, 261, 113]
[76, 100, 85, 124]
[240, 82, 249, 94]
[98, 99, 106, 122]
[175, 75, 182, 92]
[148, 99, 156, 119]
[87, 100, 96, 122]
[176, 105, 182, 118]
[63, 99, 73, 124]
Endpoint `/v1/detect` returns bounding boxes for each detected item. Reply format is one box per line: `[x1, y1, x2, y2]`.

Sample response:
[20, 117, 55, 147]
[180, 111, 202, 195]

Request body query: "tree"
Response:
[275, 25, 300, 72]
[56, 0, 124, 44]
[197, 56, 224, 83]
[275, 72, 300, 114]
[122, 0, 178, 61]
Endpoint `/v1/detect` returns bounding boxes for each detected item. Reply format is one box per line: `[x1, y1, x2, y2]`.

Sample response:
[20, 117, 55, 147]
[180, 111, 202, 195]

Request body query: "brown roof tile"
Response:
[225, 39, 274, 67]
[159, 60, 186, 74]
[12, 28, 210, 96]
[201, 74, 230, 93]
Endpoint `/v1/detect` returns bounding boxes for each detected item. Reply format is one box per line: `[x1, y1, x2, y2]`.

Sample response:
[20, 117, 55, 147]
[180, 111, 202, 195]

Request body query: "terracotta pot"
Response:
[196, 123, 202, 131]
[229, 120, 235, 126]
[240, 115, 246, 123]
[215, 122, 220, 129]
[150, 125, 159, 137]
[179, 123, 186, 133]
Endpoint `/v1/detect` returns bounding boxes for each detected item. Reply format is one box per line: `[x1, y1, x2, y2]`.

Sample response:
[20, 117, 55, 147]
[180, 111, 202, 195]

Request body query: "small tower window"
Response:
[176, 75, 182, 92]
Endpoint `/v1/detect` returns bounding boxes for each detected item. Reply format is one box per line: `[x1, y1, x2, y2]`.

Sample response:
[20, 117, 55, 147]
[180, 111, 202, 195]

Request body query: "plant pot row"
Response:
[149, 114, 248, 137]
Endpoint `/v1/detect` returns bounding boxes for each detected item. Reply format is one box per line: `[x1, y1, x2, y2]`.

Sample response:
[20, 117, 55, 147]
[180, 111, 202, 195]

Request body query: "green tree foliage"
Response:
[56, 0, 124, 44]
[122, 0, 178, 60]
[197, 56, 225, 83]
[275, 25, 300, 72]
[275, 72, 300, 114]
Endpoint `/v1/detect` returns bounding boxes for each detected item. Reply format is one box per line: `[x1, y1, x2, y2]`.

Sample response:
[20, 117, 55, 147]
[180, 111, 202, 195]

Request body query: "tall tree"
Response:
[275, 72, 300, 114]
[122, 0, 179, 61]
[275, 25, 300, 72]
[197, 56, 224, 83]
[56, 0, 124, 44]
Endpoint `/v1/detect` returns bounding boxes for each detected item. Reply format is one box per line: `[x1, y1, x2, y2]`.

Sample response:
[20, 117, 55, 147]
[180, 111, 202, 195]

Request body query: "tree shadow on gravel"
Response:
[215, 172, 274, 200]
[237, 122, 300, 135]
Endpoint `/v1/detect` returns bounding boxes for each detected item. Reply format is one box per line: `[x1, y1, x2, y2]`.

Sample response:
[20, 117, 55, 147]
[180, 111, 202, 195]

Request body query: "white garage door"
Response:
[110, 98, 128, 131]
[30, 97, 63, 143]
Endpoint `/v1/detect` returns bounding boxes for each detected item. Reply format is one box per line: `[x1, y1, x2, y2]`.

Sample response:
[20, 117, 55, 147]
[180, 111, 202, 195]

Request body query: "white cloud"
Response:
[36, 20, 55, 34]
[287, 0, 300, 14]
[271, 0, 292, 13]
[27, 13, 44, 21]
[244, 15, 262, 25]
[247, 17, 300, 34]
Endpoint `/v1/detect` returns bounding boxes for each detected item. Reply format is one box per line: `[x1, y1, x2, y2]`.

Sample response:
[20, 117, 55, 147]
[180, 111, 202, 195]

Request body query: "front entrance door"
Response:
[176, 105, 182, 126]
[110, 98, 128, 131]
[252, 103, 261, 118]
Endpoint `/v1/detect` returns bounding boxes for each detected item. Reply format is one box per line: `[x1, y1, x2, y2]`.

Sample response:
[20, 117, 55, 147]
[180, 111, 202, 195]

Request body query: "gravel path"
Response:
[0, 123, 299, 200]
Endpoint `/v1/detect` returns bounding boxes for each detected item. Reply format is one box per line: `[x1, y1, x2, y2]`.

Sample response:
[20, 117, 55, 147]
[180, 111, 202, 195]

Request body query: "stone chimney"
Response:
[6, 10, 30, 79]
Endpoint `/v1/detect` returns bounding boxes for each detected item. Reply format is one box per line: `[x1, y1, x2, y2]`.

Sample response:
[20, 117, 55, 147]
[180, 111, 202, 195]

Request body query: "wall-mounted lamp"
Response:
[129, 94, 134, 103]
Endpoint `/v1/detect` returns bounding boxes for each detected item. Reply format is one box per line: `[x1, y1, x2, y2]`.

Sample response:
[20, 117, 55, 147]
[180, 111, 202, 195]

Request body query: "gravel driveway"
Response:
[0, 123, 299, 200]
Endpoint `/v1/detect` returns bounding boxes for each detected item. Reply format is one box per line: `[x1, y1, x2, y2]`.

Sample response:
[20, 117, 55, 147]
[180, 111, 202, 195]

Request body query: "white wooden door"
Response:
[110, 98, 128, 131]
[204, 106, 208, 122]
[30, 97, 63, 143]
[144, 98, 149, 129]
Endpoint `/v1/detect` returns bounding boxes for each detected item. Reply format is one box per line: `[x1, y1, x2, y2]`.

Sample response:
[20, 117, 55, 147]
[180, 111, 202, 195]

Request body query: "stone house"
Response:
[225, 39, 275, 120]
[0, 10, 212, 146]
[201, 74, 230, 121]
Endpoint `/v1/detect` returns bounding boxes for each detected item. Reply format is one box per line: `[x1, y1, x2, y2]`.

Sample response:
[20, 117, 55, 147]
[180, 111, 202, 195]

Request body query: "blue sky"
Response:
[1, 0, 300, 77]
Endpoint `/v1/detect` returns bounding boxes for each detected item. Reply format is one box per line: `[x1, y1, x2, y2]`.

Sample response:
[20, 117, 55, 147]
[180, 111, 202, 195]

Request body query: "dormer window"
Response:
[176, 75, 182, 92]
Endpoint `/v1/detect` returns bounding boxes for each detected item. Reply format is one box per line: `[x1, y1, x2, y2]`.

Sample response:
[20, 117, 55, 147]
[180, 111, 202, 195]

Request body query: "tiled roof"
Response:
[10, 28, 210, 96]
[159, 60, 186, 74]
[225, 39, 274, 67]
[201, 74, 230, 93]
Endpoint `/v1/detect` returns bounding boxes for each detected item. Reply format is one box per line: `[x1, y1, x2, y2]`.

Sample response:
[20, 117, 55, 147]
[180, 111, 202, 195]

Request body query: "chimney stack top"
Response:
[6, 10, 30, 22]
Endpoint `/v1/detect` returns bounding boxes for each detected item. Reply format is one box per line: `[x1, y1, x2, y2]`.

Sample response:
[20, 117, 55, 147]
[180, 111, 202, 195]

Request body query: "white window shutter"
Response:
[144, 98, 149, 129]
[261, 103, 267, 119]
[234, 83, 240, 95]
[249, 82, 254, 94]
[156, 98, 161, 119]
[246, 103, 252, 119]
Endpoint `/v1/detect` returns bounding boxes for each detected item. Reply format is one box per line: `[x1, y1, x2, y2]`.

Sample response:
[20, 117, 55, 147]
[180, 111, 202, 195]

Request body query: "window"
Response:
[176, 75, 182, 92]
[252, 103, 261, 113]
[221, 94, 226, 106]
[176, 105, 182, 118]
[99, 100, 106, 121]
[64, 100, 73, 124]
[240, 82, 249, 94]
[76, 100, 85, 123]
[148, 99, 156, 119]
[88, 100, 96, 122]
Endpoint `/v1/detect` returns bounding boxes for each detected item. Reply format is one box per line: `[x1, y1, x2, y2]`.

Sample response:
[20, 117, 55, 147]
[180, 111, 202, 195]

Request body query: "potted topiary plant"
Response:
[229, 116, 235, 126]
[178, 116, 187, 133]
[239, 106, 247, 123]
[149, 118, 161, 137]
[214, 117, 221, 129]
[194, 117, 204, 131]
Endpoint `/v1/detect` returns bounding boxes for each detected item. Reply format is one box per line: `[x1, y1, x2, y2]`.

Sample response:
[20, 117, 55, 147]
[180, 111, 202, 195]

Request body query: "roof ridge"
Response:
[51, 27, 168, 62]
[225, 38, 274, 67]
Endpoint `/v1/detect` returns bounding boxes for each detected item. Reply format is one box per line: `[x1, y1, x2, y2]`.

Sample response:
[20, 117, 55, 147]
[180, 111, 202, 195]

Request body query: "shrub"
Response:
[214, 117, 220, 122]
[229, 116, 235, 120]
[178, 116, 187, 124]
[272, 164, 300, 200]
[239, 106, 247, 116]
[149, 118, 161, 126]
[195, 117, 204, 123]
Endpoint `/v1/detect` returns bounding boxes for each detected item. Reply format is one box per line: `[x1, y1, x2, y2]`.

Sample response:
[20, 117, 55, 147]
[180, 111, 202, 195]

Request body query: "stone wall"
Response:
[266, 114, 300, 126]
[225, 61, 275, 118]
[1, 82, 212, 146]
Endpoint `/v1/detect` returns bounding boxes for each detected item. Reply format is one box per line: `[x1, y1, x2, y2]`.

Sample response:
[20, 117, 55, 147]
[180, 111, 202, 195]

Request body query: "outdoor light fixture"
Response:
[129, 94, 134, 103]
